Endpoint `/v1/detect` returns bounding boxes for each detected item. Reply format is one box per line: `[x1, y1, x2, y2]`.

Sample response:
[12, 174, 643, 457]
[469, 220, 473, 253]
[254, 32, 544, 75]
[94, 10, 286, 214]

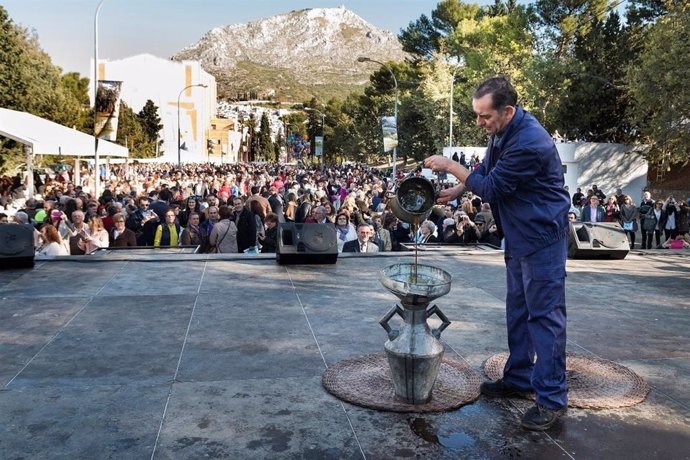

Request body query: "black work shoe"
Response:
[520, 404, 567, 431]
[480, 379, 527, 398]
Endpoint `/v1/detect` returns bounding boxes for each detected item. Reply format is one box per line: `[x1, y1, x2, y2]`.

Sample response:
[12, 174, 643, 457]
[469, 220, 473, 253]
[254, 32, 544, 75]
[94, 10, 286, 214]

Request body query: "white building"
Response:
[90, 53, 217, 163]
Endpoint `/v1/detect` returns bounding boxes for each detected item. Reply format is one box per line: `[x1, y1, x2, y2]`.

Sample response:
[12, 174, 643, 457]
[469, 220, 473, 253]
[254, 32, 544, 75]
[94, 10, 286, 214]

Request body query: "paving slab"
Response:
[0, 250, 689, 459]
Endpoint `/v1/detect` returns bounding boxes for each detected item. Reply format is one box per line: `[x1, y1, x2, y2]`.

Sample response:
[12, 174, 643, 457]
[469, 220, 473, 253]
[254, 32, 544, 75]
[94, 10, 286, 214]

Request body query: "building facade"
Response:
[90, 54, 217, 163]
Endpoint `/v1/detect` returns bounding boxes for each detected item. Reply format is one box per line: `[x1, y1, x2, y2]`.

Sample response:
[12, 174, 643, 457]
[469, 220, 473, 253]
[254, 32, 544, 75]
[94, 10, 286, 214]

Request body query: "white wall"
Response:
[90, 54, 217, 163]
[443, 142, 648, 202]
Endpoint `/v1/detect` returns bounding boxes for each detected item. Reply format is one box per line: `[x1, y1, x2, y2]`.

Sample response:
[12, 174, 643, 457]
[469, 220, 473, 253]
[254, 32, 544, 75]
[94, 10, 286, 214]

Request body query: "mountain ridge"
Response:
[171, 7, 408, 102]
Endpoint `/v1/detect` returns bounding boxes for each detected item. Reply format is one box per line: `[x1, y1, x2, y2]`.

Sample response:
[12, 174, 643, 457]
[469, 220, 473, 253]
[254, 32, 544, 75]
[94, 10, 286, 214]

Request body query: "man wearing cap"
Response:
[425, 76, 571, 431]
[474, 215, 501, 247]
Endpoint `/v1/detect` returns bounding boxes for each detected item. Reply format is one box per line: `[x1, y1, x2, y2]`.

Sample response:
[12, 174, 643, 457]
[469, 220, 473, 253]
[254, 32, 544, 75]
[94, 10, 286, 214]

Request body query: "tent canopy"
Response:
[0, 107, 129, 157]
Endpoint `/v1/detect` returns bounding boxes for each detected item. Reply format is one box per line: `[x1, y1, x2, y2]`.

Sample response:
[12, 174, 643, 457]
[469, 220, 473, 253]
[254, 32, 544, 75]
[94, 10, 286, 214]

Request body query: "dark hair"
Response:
[473, 76, 517, 110]
[218, 205, 232, 220]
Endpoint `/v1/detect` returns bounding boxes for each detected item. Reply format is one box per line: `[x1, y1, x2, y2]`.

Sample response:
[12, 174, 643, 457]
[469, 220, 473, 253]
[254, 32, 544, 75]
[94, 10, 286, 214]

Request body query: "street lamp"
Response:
[177, 83, 208, 168]
[305, 107, 325, 171]
[357, 56, 398, 179]
[448, 63, 462, 153]
[93, 0, 108, 200]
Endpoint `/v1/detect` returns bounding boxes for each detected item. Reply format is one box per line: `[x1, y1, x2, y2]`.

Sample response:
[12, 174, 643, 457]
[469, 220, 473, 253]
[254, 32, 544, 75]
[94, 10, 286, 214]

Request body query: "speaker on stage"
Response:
[568, 222, 630, 259]
[0, 224, 36, 269]
[276, 222, 338, 265]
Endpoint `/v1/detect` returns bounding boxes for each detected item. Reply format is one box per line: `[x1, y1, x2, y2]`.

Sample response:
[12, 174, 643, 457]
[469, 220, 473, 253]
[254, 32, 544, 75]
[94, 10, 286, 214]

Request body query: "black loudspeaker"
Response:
[568, 222, 630, 259]
[0, 224, 36, 269]
[276, 223, 338, 265]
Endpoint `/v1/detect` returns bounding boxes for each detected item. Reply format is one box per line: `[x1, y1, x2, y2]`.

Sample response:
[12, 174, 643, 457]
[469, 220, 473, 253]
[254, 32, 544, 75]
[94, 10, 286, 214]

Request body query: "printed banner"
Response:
[381, 116, 398, 152]
[314, 136, 323, 157]
[94, 80, 123, 141]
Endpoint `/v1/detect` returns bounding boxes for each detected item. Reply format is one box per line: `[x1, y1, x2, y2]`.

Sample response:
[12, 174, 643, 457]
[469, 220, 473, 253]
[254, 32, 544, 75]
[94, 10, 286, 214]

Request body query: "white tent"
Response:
[0, 107, 128, 157]
[0, 107, 129, 197]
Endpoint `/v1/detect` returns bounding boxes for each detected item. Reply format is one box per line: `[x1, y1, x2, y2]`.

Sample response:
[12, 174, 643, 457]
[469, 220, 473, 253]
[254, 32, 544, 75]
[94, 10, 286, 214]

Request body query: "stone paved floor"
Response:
[0, 250, 688, 459]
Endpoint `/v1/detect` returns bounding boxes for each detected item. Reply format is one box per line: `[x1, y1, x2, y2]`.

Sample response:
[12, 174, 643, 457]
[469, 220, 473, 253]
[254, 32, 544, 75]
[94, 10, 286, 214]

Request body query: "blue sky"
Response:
[3, 0, 508, 76]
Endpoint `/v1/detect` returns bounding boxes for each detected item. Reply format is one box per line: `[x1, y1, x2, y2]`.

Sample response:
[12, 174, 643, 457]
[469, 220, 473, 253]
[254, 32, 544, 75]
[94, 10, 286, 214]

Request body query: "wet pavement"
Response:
[0, 249, 689, 459]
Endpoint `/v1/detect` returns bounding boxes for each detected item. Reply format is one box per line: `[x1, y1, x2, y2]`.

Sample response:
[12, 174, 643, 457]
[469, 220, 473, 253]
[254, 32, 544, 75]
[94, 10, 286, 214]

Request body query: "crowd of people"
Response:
[1, 162, 688, 256]
[0, 161, 503, 257]
[569, 185, 690, 249]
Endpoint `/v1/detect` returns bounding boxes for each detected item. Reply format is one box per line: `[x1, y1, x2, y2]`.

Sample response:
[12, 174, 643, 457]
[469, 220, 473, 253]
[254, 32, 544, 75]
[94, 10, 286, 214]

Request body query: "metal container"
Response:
[388, 175, 438, 225]
[379, 263, 452, 404]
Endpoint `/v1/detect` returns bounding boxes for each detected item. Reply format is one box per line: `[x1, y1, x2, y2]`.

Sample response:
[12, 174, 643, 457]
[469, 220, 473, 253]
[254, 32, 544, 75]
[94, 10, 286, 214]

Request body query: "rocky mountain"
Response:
[172, 7, 408, 103]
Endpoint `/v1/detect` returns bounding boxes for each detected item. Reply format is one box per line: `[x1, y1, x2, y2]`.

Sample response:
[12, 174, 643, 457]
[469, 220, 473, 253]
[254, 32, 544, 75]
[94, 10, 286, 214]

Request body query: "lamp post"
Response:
[93, 0, 108, 200]
[357, 56, 398, 179]
[449, 64, 461, 153]
[305, 107, 325, 171]
[177, 83, 208, 168]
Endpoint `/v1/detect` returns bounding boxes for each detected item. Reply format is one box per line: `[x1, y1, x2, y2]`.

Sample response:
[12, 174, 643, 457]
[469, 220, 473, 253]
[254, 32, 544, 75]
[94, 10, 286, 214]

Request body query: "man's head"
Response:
[232, 197, 244, 213]
[14, 211, 29, 224]
[474, 214, 486, 231]
[472, 76, 517, 136]
[356, 224, 370, 243]
[312, 206, 326, 222]
[590, 196, 600, 206]
[72, 210, 85, 224]
[208, 206, 220, 222]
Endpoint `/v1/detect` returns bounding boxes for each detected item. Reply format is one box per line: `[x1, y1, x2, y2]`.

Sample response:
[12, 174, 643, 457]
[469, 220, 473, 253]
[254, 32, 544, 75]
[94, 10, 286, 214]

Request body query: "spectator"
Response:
[582, 196, 605, 223]
[603, 196, 620, 223]
[209, 205, 238, 254]
[418, 220, 438, 244]
[643, 200, 666, 249]
[110, 214, 137, 247]
[154, 209, 181, 247]
[661, 234, 690, 249]
[619, 196, 638, 249]
[662, 196, 679, 240]
[232, 196, 257, 253]
[335, 211, 357, 252]
[36, 223, 68, 257]
[200, 206, 220, 253]
[638, 191, 655, 249]
[259, 212, 279, 253]
[180, 212, 204, 247]
[343, 223, 379, 253]
[78, 216, 109, 253]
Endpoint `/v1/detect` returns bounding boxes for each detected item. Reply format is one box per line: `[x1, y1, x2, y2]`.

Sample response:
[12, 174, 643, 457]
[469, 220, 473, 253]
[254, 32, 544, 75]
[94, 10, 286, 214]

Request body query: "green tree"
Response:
[116, 101, 156, 158]
[61, 72, 90, 106]
[627, 3, 690, 164]
[137, 100, 163, 144]
[0, 6, 83, 173]
[258, 112, 275, 161]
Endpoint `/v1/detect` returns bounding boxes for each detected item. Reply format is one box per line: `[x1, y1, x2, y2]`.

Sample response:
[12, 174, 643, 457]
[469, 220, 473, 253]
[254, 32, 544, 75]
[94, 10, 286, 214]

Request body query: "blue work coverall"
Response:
[466, 106, 571, 410]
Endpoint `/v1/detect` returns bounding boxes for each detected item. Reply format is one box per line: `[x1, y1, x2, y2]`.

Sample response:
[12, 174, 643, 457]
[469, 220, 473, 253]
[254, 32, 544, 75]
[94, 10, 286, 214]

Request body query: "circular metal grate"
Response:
[322, 353, 482, 413]
[483, 352, 650, 409]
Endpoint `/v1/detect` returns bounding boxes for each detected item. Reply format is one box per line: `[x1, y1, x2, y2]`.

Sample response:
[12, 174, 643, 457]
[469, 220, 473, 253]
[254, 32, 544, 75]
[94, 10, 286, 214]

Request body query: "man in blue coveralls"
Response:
[425, 76, 571, 431]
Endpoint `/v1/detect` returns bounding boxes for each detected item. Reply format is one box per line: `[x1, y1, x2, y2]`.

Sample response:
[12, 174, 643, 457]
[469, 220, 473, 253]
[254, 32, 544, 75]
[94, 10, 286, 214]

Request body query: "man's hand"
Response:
[424, 155, 453, 173]
[425, 154, 471, 185]
[437, 183, 465, 204]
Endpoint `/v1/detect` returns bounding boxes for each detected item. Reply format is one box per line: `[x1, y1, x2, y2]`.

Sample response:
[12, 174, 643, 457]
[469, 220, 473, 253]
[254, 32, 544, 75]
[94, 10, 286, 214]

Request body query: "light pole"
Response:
[449, 64, 461, 153]
[93, 0, 108, 200]
[177, 83, 207, 168]
[305, 107, 325, 171]
[357, 56, 398, 179]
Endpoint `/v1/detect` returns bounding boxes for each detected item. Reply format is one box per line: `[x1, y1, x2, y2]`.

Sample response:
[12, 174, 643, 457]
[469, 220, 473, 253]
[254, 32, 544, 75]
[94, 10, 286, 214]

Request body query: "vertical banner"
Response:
[94, 80, 123, 141]
[314, 136, 323, 157]
[381, 116, 398, 152]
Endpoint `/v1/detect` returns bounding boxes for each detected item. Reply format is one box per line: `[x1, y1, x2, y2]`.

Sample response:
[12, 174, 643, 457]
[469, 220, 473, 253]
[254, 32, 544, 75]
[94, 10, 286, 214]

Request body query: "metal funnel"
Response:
[380, 263, 452, 305]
